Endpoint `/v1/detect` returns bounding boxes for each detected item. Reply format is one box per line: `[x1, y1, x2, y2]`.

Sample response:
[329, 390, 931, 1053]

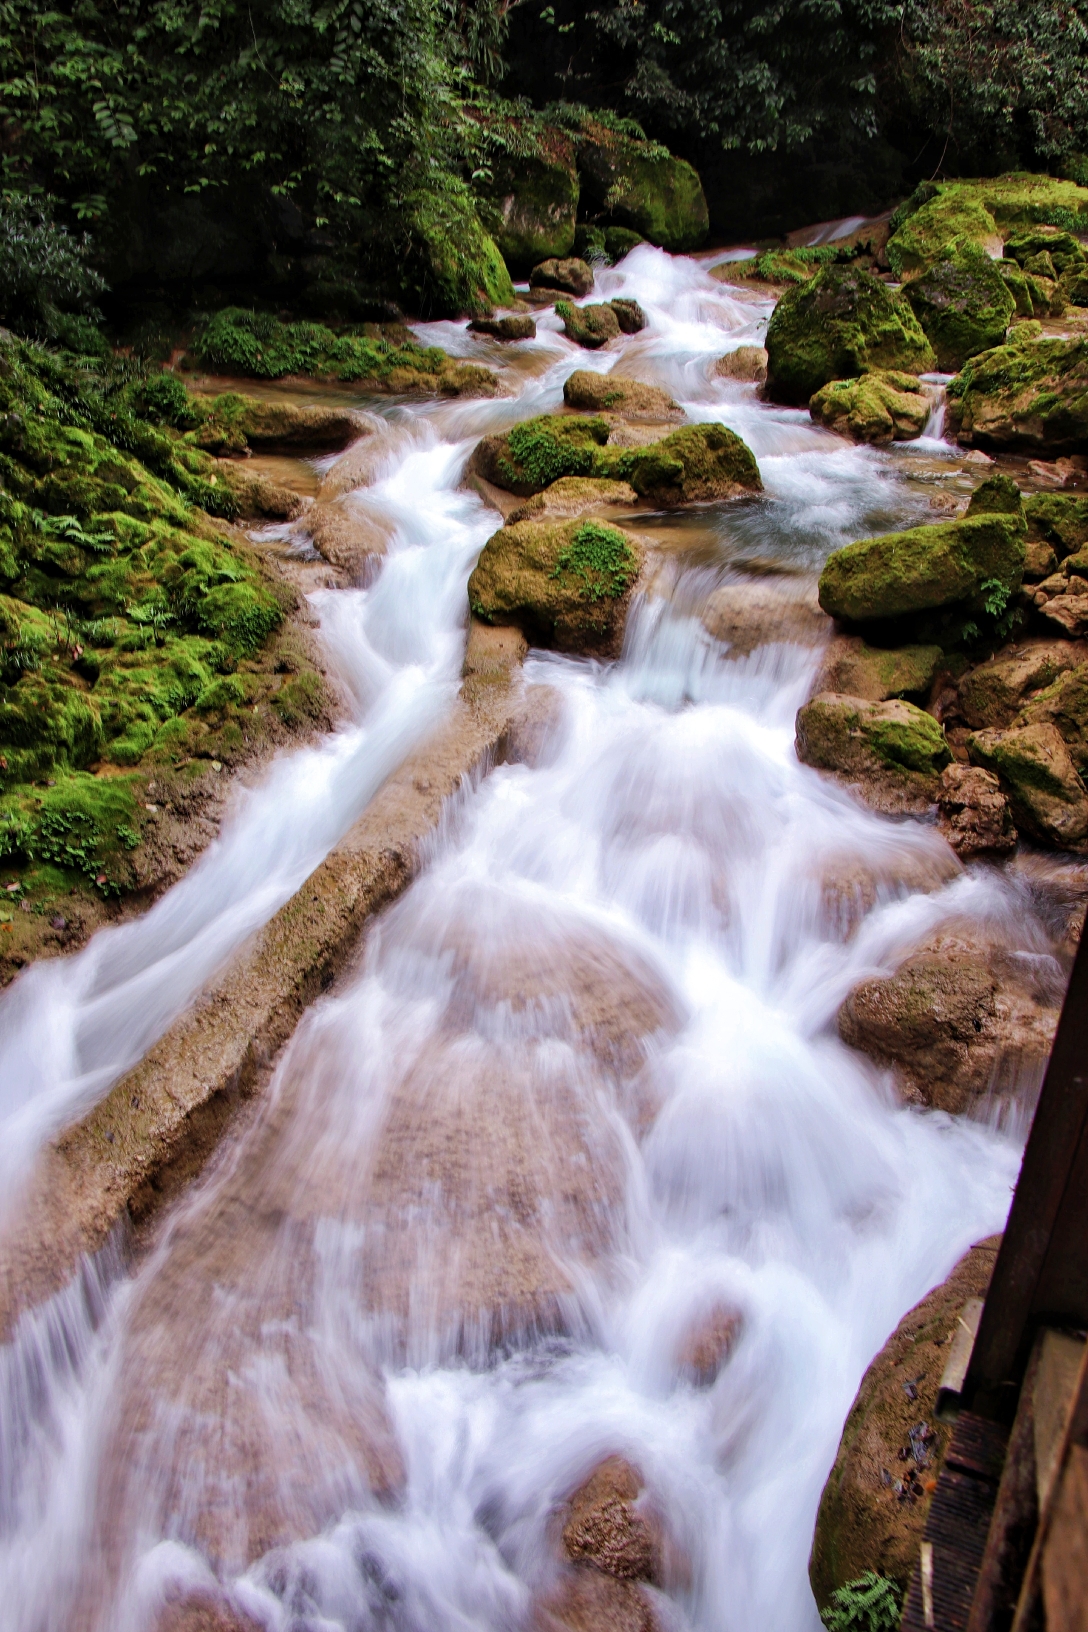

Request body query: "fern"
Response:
[821, 1572, 902, 1632]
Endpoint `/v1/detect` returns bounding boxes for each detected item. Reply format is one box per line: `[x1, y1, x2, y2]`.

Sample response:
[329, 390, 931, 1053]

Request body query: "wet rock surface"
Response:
[810, 1238, 1002, 1606]
[967, 721, 1088, 848]
[562, 1457, 660, 1581]
[947, 334, 1088, 456]
[531, 257, 595, 298]
[714, 345, 767, 383]
[837, 934, 1060, 1113]
[796, 693, 952, 814]
[816, 637, 942, 702]
[562, 371, 680, 420]
[558, 300, 622, 348]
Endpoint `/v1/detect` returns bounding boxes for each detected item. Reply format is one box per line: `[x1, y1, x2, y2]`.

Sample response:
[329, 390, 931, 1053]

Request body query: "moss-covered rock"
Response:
[1025, 492, 1088, 558]
[958, 642, 1082, 730]
[471, 415, 761, 505]
[562, 371, 680, 419]
[968, 721, 1088, 847]
[1003, 227, 1086, 277]
[467, 516, 643, 655]
[193, 309, 499, 394]
[476, 135, 579, 273]
[946, 335, 1088, 455]
[468, 315, 537, 341]
[1018, 664, 1088, 778]
[470, 413, 612, 497]
[818, 514, 1025, 624]
[902, 240, 1015, 371]
[810, 1241, 1000, 1606]
[556, 300, 621, 349]
[575, 121, 708, 253]
[609, 298, 647, 334]
[573, 224, 645, 264]
[765, 266, 935, 405]
[809, 371, 932, 444]
[1060, 266, 1088, 307]
[965, 471, 1026, 528]
[506, 477, 638, 525]
[530, 257, 595, 297]
[613, 423, 762, 506]
[886, 190, 1002, 280]
[407, 186, 516, 316]
[817, 638, 943, 702]
[191, 395, 367, 456]
[795, 692, 951, 811]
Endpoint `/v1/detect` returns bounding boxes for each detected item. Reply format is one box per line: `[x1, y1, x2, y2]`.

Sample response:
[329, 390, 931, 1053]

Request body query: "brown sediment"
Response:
[0, 620, 530, 1342]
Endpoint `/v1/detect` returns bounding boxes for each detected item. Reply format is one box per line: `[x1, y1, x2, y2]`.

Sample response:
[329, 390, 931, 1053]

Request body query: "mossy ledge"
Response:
[0, 338, 333, 978]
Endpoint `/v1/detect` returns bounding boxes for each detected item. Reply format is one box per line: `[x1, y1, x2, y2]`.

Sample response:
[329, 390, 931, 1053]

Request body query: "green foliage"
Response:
[820, 1572, 902, 1632]
[0, 195, 106, 341]
[195, 309, 447, 384]
[0, 772, 142, 892]
[550, 520, 637, 601]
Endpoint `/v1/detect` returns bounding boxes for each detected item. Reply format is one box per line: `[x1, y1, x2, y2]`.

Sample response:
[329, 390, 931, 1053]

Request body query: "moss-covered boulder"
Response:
[562, 371, 680, 419]
[886, 190, 1002, 280]
[1060, 266, 1088, 307]
[818, 514, 1025, 625]
[967, 722, 1088, 847]
[1025, 492, 1088, 559]
[946, 335, 1088, 455]
[575, 121, 708, 253]
[471, 415, 761, 506]
[470, 414, 612, 497]
[765, 266, 935, 405]
[811, 1240, 1000, 1607]
[958, 642, 1082, 729]
[467, 516, 643, 656]
[530, 257, 594, 297]
[901, 240, 1015, 371]
[556, 300, 621, 349]
[574, 224, 645, 264]
[192, 395, 368, 456]
[507, 477, 638, 525]
[817, 638, 943, 702]
[609, 298, 647, 334]
[795, 693, 951, 812]
[965, 471, 1026, 528]
[1004, 227, 1087, 278]
[468, 315, 537, 341]
[407, 186, 516, 316]
[615, 423, 762, 507]
[809, 371, 932, 444]
[476, 138, 579, 273]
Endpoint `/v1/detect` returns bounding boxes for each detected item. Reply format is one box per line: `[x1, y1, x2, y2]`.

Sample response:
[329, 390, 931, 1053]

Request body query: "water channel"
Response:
[0, 243, 1041, 1632]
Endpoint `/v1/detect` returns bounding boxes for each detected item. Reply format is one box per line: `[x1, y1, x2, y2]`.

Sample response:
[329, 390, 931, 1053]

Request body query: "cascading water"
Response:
[0, 244, 1044, 1632]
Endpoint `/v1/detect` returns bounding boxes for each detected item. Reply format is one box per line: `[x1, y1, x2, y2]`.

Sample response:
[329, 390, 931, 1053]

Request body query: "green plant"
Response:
[820, 1571, 902, 1632]
[550, 520, 637, 601]
[0, 194, 106, 341]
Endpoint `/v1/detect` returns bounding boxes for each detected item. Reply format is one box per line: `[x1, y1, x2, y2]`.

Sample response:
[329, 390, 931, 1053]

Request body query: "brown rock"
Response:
[303, 500, 388, 581]
[563, 1457, 659, 1581]
[816, 637, 942, 702]
[498, 683, 567, 767]
[702, 577, 827, 655]
[1033, 571, 1088, 638]
[562, 371, 682, 421]
[809, 1238, 1002, 1605]
[540, 1567, 656, 1632]
[936, 763, 1017, 858]
[967, 721, 1088, 848]
[531, 258, 595, 298]
[958, 641, 1083, 729]
[837, 935, 1059, 1113]
[156, 1596, 261, 1632]
[507, 477, 639, 526]
[468, 315, 537, 341]
[215, 461, 306, 522]
[675, 1303, 742, 1385]
[715, 346, 768, 384]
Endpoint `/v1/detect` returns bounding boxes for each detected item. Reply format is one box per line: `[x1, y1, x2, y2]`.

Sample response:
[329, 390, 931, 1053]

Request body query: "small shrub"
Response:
[820, 1572, 902, 1632]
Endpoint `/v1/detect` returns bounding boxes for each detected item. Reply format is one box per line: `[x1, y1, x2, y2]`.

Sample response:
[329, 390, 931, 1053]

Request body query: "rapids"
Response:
[0, 244, 1040, 1632]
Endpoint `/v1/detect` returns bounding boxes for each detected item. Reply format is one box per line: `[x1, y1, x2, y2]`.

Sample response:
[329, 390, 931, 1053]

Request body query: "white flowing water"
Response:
[0, 245, 1037, 1632]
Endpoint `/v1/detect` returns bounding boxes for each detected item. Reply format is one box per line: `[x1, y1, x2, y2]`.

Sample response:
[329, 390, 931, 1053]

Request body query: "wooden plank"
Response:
[1041, 1444, 1088, 1632]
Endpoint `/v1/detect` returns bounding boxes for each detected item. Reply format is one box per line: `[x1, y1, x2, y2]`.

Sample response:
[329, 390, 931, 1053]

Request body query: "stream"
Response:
[0, 245, 1038, 1632]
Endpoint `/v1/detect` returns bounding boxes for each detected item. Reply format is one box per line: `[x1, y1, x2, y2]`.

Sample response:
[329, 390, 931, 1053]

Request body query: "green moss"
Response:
[555, 300, 621, 349]
[408, 183, 516, 316]
[946, 335, 1088, 455]
[0, 770, 142, 893]
[968, 722, 1088, 846]
[902, 239, 1015, 370]
[608, 422, 762, 505]
[1025, 493, 1088, 558]
[809, 371, 931, 444]
[549, 521, 636, 601]
[966, 473, 1026, 528]
[765, 266, 935, 405]
[475, 122, 580, 272]
[196, 308, 442, 382]
[820, 1572, 902, 1632]
[468, 514, 643, 653]
[575, 119, 709, 253]
[819, 514, 1026, 624]
[796, 694, 951, 784]
[493, 414, 611, 492]
[887, 191, 1000, 279]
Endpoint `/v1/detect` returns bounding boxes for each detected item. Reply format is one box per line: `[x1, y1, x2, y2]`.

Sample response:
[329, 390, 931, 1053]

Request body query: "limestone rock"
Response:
[563, 371, 680, 420]
[562, 1457, 659, 1581]
[809, 371, 933, 444]
[507, 477, 639, 525]
[531, 257, 595, 297]
[968, 721, 1088, 847]
[214, 461, 306, 522]
[946, 335, 1088, 456]
[809, 1239, 1002, 1606]
[816, 638, 943, 702]
[817, 514, 1025, 624]
[1018, 662, 1088, 776]
[837, 937, 1058, 1111]
[958, 642, 1083, 729]
[901, 239, 1016, 370]
[765, 265, 935, 405]
[575, 125, 709, 253]
[557, 300, 622, 349]
[468, 315, 538, 341]
[675, 1303, 742, 1386]
[468, 516, 643, 656]
[704, 578, 827, 655]
[1030, 560, 1088, 640]
[715, 346, 768, 383]
[795, 693, 951, 813]
[540, 1567, 657, 1632]
[610, 298, 648, 334]
[936, 763, 1017, 858]
[1004, 227, 1087, 279]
